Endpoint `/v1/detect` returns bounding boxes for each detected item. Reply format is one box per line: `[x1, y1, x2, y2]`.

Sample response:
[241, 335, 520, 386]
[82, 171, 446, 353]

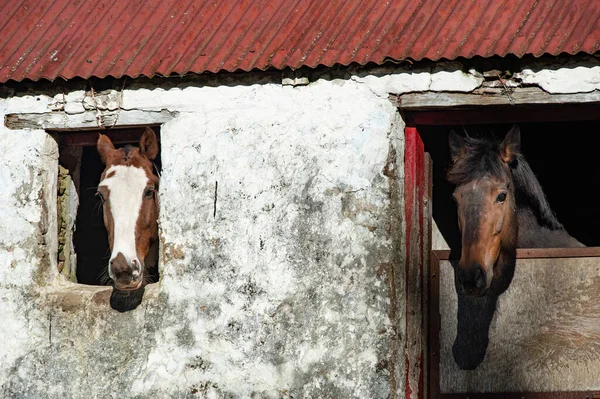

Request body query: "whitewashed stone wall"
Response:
[0, 60, 599, 398]
[1, 75, 408, 399]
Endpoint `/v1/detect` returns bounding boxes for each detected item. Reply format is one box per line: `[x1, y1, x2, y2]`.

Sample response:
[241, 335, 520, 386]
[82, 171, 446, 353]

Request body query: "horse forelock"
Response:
[122, 145, 135, 160]
[447, 136, 506, 186]
[103, 146, 154, 176]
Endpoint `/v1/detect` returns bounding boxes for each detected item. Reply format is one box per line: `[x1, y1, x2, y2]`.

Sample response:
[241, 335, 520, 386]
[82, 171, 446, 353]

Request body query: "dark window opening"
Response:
[418, 120, 600, 250]
[56, 127, 162, 286]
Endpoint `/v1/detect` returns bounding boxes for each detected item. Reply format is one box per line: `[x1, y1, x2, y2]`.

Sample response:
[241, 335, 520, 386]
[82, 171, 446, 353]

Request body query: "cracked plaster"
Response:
[1, 61, 599, 398]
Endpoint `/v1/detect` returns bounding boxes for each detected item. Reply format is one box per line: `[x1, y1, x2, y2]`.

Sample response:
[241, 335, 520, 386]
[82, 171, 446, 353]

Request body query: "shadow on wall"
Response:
[449, 258, 499, 370]
[110, 287, 146, 313]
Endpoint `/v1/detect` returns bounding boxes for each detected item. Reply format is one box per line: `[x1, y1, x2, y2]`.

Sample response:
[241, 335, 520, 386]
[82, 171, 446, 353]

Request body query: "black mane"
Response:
[448, 134, 563, 230]
[121, 144, 135, 160]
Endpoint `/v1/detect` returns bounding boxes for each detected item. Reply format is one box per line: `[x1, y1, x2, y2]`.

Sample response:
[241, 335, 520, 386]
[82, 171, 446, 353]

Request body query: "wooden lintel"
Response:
[4, 109, 177, 131]
[56, 127, 161, 147]
[394, 87, 600, 110]
[403, 103, 600, 125]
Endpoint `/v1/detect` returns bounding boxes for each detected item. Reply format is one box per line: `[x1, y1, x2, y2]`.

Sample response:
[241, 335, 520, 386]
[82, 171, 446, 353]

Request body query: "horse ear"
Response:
[500, 125, 521, 163]
[140, 127, 159, 161]
[448, 130, 465, 162]
[97, 134, 116, 165]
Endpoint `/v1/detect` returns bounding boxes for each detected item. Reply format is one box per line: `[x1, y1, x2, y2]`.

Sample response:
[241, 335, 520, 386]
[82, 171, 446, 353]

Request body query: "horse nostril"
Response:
[474, 266, 486, 290]
[131, 259, 142, 279]
[458, 267, 471, 286]
[131, 258, 140, 269]
[459, 264, 487, 291]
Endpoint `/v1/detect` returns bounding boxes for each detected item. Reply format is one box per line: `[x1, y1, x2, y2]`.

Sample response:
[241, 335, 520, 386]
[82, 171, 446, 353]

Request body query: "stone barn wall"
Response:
[0, 59, 598, 398]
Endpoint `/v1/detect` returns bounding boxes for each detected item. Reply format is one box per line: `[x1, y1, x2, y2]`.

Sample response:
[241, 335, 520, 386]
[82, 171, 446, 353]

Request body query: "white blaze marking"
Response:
[99, 165, 149, 273]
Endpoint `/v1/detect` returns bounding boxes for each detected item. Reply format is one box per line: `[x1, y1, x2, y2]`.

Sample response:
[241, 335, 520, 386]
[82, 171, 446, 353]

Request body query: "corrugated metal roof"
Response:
[1, 0, 599, 83]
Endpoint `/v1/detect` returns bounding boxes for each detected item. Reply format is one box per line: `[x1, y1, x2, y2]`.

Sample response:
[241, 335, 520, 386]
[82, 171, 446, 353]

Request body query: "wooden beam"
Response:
[403, 103, 600, 125]
[56, 127, 161, 147]
[433, 247, 600, 261]
[5, 109, 177, 130]
[393, 87, 600, 110]
[441, 392, 600, 399]
[404, 127, 426, 399]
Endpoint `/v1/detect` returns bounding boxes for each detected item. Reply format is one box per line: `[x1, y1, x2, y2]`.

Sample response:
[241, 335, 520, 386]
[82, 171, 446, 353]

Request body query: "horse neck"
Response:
[516, 207, 584, 248]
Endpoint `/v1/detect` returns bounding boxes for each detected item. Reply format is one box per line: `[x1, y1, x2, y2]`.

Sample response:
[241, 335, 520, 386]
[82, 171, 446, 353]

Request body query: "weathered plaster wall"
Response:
[1, 74, 409, 398]
[0, 95, 59, 396]
[1, 59, 599, 398]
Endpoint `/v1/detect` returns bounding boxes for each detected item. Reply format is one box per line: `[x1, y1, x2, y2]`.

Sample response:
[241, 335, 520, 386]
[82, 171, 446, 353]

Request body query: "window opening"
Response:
[56, 127, 161, 287]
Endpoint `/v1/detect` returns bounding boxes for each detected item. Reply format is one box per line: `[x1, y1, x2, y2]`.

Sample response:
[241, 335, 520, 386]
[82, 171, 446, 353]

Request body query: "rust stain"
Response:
[4, 0, 597, 83]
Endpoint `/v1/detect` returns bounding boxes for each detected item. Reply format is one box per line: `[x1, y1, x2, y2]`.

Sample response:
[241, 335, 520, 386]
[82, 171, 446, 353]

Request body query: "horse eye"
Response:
[496, 192, 507, 203]
[144, 187, 155, 199]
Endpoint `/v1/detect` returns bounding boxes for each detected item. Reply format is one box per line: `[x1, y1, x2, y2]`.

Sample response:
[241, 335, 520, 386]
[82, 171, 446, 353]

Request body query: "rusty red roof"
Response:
[1, 0, 599, 83]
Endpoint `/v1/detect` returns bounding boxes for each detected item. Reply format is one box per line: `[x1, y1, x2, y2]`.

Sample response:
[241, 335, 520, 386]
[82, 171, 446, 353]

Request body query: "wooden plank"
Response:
[423, 153, 433, 399]
[394, 87, 600, 110]
[434, 247, 600, 261]
[429, 252, 441, 399]
[441, 392, 599, 399]
[56, 127, 161, 147]
[404, 127, 426, 399]
[403, 104, 600, 126]
[4, 109, 176, 130]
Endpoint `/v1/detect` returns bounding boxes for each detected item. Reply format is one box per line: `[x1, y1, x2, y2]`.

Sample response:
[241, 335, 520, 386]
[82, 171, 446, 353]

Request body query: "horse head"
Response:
[96, 128, 159, 291]
[448, 125, 520, 297]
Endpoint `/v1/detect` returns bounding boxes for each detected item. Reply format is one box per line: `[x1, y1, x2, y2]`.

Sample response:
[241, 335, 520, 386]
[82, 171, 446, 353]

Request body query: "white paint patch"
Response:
[351, 67, 483, 97]
[516, 66, 600, 94]
[298, 343, 326, 372]
[429, 69, 484, 92]
[99, 165, 149, 270]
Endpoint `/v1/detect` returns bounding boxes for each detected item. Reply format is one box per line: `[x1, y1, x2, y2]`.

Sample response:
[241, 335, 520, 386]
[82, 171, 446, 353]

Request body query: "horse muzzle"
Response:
[458, 263, 489, 297]
[109, 252, 144, 291]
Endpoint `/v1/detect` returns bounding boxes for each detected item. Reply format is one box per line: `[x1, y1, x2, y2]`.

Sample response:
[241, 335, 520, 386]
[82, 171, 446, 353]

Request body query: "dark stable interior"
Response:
[419, 120, 599, 250]
[73, 139, 162, 286]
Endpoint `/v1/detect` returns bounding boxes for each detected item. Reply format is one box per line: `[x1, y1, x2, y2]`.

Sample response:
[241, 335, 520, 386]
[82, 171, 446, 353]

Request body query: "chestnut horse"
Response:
[448, 125, 583, 297]
[96, 128, 159, 291]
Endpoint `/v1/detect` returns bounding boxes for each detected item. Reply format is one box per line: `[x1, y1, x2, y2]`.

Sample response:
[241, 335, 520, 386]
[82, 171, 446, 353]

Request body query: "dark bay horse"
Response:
[96, 127, 160, 291]
[448, 125, 584, 297]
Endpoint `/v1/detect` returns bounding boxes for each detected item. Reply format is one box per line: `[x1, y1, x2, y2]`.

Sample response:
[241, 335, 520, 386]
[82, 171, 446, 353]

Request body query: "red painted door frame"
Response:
[403, 126, 430, 399]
